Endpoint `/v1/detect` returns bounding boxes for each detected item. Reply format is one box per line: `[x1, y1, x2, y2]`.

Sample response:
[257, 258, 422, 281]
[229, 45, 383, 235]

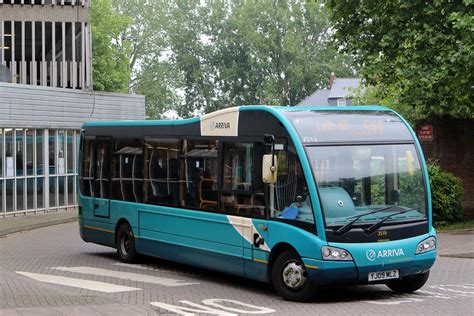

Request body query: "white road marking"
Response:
[418, 290, 452, 299]
[112, 262, 168, 272]
[364, 297, 424, 305]
[16, 271, 141, 293]
[52, 266, 199, 287]
[364, 283, 474, 305]
[430, 285, 474, 295]
[150, 299, 275, 316]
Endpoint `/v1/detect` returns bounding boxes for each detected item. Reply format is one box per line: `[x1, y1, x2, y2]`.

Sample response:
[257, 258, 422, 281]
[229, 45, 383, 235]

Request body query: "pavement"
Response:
[0, 210, 78, 237]
[0, 216, 472, 315]
[0, 210, 472, 258]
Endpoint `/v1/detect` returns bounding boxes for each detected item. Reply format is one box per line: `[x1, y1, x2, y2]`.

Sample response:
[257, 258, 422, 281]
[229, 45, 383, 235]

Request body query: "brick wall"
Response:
[416, 119, 474, 218]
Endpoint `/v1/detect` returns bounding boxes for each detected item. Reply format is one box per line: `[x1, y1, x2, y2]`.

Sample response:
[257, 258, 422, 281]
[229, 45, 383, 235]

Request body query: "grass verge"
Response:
[437, 219, 474, 232]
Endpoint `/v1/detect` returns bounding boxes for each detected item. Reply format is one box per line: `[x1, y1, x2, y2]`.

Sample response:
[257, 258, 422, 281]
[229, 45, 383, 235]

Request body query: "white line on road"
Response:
[52, 266, 199, 287]
[112, 262, 168, 272]
[16, 271, 141, 293]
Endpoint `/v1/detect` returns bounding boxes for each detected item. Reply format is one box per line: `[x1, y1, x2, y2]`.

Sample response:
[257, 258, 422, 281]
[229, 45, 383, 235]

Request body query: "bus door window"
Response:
[111, 139, 143, 203]
[143, 138, 179, 207]
[180, 140, 219, 212]
[270, 144, 315, 225]
[94, 142, 111, 199]
[80, 138, 95, 197]
[221, 142, 265, 218]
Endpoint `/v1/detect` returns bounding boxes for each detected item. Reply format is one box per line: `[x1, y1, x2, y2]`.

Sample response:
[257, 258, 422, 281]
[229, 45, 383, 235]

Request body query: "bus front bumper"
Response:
[303, 251, 436, 286]
[303, 233, 437, 286]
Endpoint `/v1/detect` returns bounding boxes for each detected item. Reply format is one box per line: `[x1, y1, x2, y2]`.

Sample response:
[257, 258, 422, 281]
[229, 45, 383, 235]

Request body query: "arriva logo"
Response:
[209, 121, 231, 130]
[366, 248, 405, 261]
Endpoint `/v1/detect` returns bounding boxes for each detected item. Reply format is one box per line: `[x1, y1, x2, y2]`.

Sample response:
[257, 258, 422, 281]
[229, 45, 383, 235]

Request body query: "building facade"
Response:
[0, 0, 92, 89]
[0, 1, 146, 217]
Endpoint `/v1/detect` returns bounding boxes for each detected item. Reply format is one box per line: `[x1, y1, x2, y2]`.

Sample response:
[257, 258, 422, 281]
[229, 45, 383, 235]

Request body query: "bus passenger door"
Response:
[92, 139, 112, 219]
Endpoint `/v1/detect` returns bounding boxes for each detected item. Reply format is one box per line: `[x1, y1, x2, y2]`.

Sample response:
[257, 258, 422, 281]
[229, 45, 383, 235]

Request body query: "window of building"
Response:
[15, 129, 25, 177]
[36, 130, 44, 175]
[0, 129, 3, 177]
[111, 139, 143, 202]
[337, 98, 347, 107]
[143, 138, 180, 207]
[26, 129, 34, 176]
[221, 142, 265, 218]
[66, 130, 74, 174]
[49, 130, 56, 175]
[181, 139, 219, 212]
[4, 129, 13, 178]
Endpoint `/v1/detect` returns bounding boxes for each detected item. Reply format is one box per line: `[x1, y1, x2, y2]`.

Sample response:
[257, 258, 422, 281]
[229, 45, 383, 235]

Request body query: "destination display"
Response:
[284, 110, 414, 143]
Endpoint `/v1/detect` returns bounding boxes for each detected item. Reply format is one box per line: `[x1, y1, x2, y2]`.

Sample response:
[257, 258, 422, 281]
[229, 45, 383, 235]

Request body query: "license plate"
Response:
[368, 270, 399, 282]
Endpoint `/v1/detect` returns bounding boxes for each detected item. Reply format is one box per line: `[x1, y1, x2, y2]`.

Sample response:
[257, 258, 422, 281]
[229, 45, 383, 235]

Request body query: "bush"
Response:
[427, 161, 464, 225]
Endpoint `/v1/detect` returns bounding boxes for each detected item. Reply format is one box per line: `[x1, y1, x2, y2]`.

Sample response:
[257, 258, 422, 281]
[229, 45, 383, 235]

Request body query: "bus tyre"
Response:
[116, 223, 137, 263]
[386, 271, 430, 293]
[272, 250, 315, 302]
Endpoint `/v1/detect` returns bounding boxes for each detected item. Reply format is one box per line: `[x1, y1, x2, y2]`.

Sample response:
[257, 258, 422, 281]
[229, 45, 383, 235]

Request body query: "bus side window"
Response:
[221, 142, 265, 218]
[143, 138, 180, 207]
[270, 145, 315, 225]
[111, 138, 143, 203]
[180, 139, 219, 212]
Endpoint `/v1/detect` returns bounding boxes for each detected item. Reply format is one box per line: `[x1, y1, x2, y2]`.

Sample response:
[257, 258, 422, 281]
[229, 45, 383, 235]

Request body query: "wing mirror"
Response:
[262, 134, 278, 184]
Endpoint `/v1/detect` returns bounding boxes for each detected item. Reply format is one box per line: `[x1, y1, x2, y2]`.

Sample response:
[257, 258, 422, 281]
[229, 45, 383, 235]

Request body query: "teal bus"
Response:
[78, 106, 437, 301]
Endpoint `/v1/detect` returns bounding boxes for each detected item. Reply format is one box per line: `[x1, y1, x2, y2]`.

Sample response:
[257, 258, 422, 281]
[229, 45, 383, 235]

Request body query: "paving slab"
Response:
[0, 304, 157, 315]
[437, 231, 474, 259]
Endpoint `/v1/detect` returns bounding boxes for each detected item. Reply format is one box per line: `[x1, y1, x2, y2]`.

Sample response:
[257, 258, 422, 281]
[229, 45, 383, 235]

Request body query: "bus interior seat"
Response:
[318, 187, 356, 218]
[199, 171, 217, 209]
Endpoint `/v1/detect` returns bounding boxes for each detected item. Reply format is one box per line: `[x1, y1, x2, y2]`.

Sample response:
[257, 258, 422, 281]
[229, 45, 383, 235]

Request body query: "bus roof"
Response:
[82, 105, 392, 128]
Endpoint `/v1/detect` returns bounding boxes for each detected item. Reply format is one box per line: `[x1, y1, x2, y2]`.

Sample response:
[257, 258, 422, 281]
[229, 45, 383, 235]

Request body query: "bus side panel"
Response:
[133, 205, 246, 277]
[80, 194, 116, 247]
[266, 222, 324, 260]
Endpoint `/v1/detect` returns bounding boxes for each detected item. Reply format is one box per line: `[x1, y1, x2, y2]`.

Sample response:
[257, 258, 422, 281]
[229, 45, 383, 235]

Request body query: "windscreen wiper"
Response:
[364, 207, 421, 235]
[334, 205, 396, 236]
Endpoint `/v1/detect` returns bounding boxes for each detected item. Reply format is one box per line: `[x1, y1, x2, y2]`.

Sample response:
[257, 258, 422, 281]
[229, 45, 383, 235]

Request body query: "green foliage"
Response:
[111, 0, 355, 118]
[427, 161, 464, 225]
[91, 0, 132, 92]
[399, 170, 426, 210]
[327, 0, 474, 119]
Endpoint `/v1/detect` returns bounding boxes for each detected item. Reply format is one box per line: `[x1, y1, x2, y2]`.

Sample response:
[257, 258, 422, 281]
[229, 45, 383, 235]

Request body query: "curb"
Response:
[438, 228, 474, 235]
[0, 216, 78, 237]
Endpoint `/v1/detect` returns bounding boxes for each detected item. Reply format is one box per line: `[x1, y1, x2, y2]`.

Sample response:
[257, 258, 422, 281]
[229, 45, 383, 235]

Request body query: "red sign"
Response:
[417, 124, 433, 141]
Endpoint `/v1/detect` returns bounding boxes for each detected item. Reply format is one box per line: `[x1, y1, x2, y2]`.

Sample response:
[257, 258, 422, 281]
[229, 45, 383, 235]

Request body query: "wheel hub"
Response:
[282, 262, 306, 289]
[121, 234, 130, 256]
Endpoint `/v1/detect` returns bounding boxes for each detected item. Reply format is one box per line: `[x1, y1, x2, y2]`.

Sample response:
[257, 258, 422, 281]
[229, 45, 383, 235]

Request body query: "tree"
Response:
[90, 0, 132, 92]
[107, 0, 355, 118]
[327, 0, 474, 119]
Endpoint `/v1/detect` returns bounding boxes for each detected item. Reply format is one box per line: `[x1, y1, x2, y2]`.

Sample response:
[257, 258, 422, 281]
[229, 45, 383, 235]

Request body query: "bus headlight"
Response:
[322, 246, 353, 261]
[415, 237, 436, 254]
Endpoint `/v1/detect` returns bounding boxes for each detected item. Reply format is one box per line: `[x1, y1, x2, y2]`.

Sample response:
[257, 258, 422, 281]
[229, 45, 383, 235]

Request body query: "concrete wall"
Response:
[0, 2, 92, 89]
[416, 119, 474, 218]
[0, 82, 146, 129]
[0, 4, 89, 22]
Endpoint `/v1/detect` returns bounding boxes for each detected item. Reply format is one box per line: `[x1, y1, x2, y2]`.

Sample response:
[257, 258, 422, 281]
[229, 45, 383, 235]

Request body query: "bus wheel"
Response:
[271, 250, 315, 302]
[116, 223, 136, 263]
[386, 271, 430, 293]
